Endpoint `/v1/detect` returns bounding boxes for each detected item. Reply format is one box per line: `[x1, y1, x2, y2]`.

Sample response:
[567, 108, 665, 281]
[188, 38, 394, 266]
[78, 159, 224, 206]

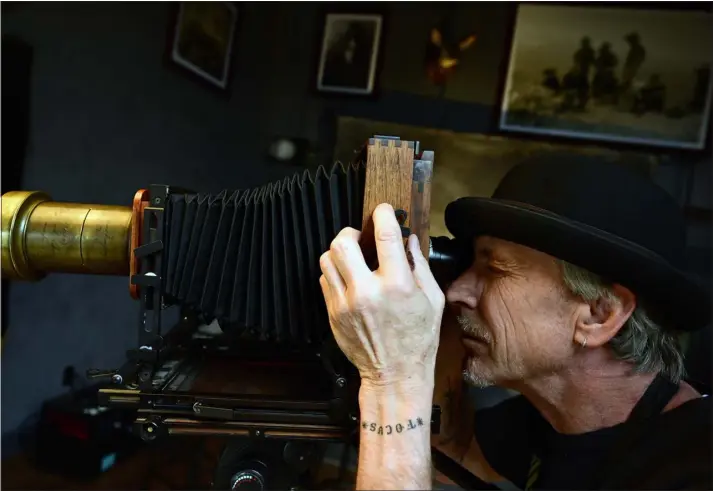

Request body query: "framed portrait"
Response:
[316, 12, 384, 96]
[498, 4, 713, 150]
[170, 2, 238, 91]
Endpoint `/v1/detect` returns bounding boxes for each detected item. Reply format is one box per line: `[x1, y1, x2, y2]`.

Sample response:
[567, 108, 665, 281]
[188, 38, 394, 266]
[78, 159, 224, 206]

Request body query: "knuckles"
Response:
[375, 225, 401, 243]
[344, 280, 416, 314]
[319, 251, 331, 270]
[382, 279, 416, 297]
[333, 227, 359, 245]
[339, 226, 359, 236]
[329, 235, 354, 254]
[348, 289, 379, 313]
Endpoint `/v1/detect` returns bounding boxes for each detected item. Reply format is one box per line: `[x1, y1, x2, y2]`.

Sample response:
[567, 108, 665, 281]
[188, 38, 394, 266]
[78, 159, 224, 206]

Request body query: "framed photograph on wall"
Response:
[316, 12, 384, 96]
[335, 116, 657, 238]
[169, 2, 238, 91]
[498, 4, 712, 150]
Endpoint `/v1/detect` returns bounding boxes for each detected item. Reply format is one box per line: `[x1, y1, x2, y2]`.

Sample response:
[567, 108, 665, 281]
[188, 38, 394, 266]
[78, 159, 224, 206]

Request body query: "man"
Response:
[592, 42, 619, 103]
[560, 64, 590, 112]
[573, 36, 595, 88]
[621, 32, 646, 94]
[319, 157, 711, 489]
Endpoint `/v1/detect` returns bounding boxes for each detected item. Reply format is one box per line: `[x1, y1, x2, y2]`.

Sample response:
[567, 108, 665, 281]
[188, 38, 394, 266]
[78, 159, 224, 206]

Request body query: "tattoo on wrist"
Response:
[360, 417, 425, 435]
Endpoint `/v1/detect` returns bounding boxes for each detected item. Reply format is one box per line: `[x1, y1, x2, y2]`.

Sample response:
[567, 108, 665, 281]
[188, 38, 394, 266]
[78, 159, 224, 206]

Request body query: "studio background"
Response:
[1, 2, 710, 451]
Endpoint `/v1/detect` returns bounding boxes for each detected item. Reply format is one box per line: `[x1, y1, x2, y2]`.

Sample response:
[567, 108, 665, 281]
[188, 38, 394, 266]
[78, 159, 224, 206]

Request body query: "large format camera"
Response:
[2, 136, 473, 489]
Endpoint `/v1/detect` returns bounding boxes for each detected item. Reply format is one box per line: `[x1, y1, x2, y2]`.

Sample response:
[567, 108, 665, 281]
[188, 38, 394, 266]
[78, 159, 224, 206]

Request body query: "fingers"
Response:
[329, 227, 372, 288]
[408, 234, 444, 307]
[319, 275, 332, 306]
[373, 203, 412, 284]
[320, 252, 346, 305]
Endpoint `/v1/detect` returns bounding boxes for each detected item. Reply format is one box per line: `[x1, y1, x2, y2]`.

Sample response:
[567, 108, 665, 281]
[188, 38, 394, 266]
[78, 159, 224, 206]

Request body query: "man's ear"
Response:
[574, 284, 636, 348]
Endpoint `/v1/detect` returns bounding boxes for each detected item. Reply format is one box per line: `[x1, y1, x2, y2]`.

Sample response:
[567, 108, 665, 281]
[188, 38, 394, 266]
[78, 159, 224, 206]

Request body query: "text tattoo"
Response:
[361, 417, 425, 435]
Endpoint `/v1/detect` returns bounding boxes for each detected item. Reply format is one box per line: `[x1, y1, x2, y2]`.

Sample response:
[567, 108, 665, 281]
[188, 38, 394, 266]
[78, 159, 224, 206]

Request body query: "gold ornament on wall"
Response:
[424, 21, 476, 87]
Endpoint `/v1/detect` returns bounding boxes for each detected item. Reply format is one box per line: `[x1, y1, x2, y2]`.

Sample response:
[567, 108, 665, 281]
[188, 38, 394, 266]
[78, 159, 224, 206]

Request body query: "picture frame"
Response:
[316, 12, 384, 96]
[335, 116, 657, 238]
[498, 4, 713, 151]
[169, 2, 239, 91]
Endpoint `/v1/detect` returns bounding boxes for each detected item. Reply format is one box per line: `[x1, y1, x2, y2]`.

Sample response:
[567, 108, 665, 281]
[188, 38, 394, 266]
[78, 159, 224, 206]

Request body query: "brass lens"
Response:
[1, 191, 133, 280]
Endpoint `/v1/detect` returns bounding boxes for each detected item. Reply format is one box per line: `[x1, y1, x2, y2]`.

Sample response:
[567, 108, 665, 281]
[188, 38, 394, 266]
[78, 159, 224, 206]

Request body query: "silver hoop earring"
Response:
[580, 337, 588, 349]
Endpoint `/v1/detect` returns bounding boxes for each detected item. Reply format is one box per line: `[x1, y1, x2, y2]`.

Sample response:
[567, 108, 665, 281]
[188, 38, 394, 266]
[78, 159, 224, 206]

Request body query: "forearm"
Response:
[432, 311, 476, 462]
[356, 377, 435, 490]
[431, 312, 502, 483]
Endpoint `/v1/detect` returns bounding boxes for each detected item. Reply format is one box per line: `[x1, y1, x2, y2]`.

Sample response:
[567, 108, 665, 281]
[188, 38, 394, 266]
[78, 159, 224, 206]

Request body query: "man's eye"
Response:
[487, 264, 504, 275]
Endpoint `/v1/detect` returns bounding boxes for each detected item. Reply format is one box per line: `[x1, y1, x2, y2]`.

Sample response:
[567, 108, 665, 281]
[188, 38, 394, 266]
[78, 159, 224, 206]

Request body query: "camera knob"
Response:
[230, 470, 265, 491]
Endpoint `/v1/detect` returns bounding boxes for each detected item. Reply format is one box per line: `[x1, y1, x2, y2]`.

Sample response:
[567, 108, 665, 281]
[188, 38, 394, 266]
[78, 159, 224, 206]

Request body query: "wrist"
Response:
[360, 377, 434, 399]
[358, 380, 434, 439]
[359, 365, 435, 392]
[359, 376, 434, 417]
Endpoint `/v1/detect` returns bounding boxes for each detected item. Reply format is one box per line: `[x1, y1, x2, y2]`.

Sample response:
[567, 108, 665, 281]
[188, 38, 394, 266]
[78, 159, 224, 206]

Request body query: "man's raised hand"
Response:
[319, 203, 445, 388]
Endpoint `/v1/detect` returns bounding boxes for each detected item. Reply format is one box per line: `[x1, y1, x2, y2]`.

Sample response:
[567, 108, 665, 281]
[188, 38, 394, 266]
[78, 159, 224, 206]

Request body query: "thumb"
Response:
[408, 234, 442, 302]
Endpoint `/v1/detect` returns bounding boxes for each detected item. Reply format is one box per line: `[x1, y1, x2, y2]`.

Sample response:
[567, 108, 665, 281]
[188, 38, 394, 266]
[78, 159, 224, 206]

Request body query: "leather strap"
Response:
[525, 372, 679, 490]
[597, 372, 679, 489]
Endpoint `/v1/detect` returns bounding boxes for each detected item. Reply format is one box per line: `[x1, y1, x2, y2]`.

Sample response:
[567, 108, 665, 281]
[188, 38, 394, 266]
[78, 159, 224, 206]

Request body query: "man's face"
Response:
[445, 236, 579, 388]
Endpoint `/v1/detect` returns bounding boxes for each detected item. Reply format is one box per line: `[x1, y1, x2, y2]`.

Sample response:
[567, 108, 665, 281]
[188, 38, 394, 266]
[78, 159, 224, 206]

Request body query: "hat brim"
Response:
[445, 197, 711, 331]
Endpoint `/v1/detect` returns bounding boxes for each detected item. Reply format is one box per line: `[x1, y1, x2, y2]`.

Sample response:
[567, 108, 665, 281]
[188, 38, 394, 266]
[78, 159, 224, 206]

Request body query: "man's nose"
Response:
[445, 267, 480, 310]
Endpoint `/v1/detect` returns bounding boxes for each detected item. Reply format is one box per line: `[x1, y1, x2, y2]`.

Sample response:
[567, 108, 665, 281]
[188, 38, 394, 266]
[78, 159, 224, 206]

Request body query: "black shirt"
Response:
[474, 393, 711, 489]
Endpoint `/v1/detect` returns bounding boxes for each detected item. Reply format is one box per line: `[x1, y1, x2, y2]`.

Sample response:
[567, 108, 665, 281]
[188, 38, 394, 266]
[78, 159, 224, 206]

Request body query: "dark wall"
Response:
[0, 1, 329, 442]
[0, 1, 518, 441]
[2, 35, 33, 341]
[1, 1, 709, 445]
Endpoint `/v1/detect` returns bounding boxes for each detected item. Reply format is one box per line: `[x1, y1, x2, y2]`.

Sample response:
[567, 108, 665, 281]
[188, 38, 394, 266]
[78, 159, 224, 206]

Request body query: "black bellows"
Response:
[163, 161, 367, 344]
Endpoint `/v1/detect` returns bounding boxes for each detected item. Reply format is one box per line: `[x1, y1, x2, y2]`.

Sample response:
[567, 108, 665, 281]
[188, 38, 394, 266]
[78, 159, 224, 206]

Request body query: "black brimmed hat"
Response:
[445, 156, 710, 331]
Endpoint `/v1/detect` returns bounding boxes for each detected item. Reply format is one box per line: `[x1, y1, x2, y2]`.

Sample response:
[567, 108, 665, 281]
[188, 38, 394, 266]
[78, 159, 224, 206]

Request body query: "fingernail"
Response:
[409, 234, 418, 251]
[406, 248, 415, 270]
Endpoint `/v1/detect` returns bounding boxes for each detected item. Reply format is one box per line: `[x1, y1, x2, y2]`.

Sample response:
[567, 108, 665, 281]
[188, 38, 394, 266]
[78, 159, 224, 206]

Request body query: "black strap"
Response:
[526, 372, 679, 490]
[432, 448, 500, 490]
[597, 372, 679, 489]
[626, 372, 679, 422]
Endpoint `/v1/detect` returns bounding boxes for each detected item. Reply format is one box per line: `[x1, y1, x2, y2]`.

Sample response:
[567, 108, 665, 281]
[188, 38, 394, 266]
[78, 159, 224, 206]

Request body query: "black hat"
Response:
[444, 156, 710, 331]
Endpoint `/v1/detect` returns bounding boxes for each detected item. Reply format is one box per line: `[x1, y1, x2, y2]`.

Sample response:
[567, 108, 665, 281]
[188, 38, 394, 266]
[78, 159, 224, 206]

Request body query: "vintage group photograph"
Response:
[334, 116, 657, 238]
[499, 4, 712, 150]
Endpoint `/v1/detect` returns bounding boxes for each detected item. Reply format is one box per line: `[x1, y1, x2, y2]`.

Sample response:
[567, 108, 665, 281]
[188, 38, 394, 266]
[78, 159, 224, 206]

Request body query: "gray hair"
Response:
[559, 260, 685, 383]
